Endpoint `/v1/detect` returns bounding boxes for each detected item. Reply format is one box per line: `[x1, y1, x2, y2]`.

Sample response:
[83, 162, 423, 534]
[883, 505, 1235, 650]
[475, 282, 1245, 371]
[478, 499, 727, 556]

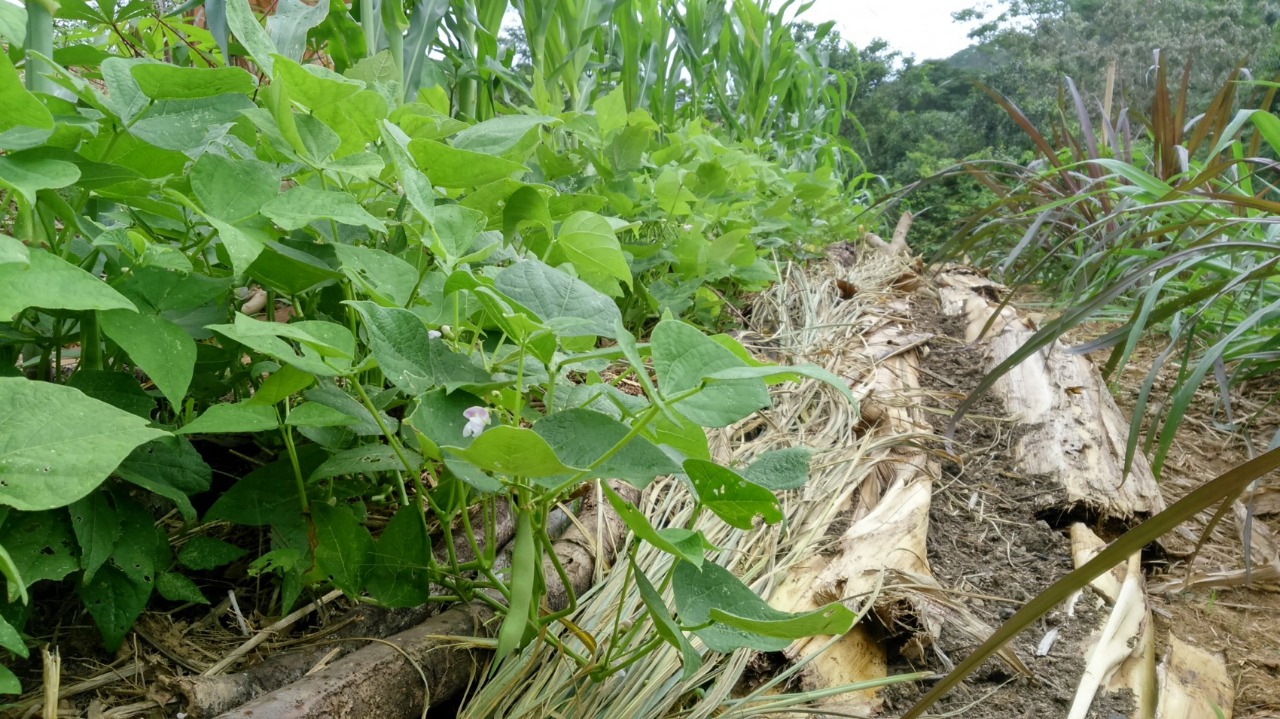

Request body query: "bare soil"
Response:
[879, 300, 1135, 719]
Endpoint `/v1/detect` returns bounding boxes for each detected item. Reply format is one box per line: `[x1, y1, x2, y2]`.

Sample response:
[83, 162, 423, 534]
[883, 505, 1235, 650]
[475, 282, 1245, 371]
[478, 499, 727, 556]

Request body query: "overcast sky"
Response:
[800, 0, 986, 60]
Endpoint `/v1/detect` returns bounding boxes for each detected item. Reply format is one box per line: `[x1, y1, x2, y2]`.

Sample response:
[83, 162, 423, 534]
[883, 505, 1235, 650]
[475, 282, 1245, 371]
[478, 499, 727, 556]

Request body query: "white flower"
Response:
[462, 406, 491, 438]
[428, 329, 442, 339]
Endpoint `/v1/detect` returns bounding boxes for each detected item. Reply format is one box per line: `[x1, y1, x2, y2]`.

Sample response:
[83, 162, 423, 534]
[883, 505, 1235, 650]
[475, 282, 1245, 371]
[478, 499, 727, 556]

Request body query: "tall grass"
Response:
[938, 54, 1280, 478]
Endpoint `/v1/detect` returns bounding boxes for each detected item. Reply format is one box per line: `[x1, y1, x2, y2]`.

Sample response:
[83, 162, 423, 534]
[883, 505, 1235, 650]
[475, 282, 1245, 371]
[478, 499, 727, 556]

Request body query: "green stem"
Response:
[279, 404, 310, 514]
[350, 380, 417, 507]
[23, 0, 54, 95]
[79, 313, 103, 372]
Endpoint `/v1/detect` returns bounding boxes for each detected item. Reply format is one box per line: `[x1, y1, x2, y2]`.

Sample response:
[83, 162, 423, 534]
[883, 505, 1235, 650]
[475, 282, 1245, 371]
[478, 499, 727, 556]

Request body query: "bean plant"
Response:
[0, 0, 865, 693]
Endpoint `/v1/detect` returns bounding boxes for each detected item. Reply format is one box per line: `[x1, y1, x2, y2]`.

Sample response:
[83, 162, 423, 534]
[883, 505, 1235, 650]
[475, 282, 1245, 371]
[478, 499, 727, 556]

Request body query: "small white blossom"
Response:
[427, 329, 442, 339]
[462, 406, 491, 438]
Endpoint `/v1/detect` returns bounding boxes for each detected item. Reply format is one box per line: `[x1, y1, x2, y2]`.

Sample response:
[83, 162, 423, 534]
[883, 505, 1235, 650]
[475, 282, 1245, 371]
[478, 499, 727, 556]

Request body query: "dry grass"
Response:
[459, 252, 932, 719]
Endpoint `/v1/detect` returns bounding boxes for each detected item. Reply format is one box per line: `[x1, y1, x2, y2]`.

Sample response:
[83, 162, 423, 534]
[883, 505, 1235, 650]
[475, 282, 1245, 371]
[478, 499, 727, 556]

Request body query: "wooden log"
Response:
[170, 500, 516, 717]
[213, 483, 636, 719]
[934, 266, 1165, 520]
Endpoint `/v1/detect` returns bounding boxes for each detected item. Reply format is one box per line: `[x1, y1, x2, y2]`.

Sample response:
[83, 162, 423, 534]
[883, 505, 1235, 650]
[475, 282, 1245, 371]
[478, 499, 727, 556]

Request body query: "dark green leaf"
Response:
[683, 459, 781, 529]
[742, 448, 813, 491]
[69, 493, 120, 584]
[178, 537, 247, 570]
[493, 260, 621, 339]
[156, 571, 209, 604]
[534, 409, 678, 488]
[310, 501, 373, 596]
[346, 301, 493, 393]
[367, 506, 433, 607]
[77, 565, 151, 651]
[651, 320, 769, 427]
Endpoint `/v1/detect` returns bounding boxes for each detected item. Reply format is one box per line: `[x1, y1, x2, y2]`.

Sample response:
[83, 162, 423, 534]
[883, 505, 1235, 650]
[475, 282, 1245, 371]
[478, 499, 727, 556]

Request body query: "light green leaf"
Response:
[0, 250, 136, 317]
[191, 154, 280, 224]
[0, 52, 53, 150]
[683, 459, 782, 529]
[0, 1, 25, 45]
[408, 138, 526, 188]
[602, 484, 704, 566]
[551, 211, 631, 296]
[177, 402, 279, 434]
[100, 57, 150, 125]
[493, 260, 621, 339]
[0, 379, 167, 511]
[100, 309, 196, 408]
[209, 219, 268, 277]
[266, 0, 330, 63]
[0, 155, 80, 205]
[533, 410, 678, 488]
[422, 204, 486, 269]
[0, 235, 29, 267]
[315, 89, 388, 157]
[130, 63, 255, 99]
[451, 114, 559, 156]
[225, 0, 279, 74]
[443, 426, 577, 484]
[651, 320, 769, 427]
[592, 86, 627, 136]
[273, 55, 364, 128]
[0, 664, 19, 695]
[261, 185, 387, 233]
[334, 244, 418, 307]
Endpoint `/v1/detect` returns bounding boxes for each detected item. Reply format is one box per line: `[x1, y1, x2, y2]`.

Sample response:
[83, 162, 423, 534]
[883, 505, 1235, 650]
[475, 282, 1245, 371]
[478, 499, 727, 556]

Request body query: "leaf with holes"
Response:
[683, 459, 781, 529]
[0, 378, 167, 511]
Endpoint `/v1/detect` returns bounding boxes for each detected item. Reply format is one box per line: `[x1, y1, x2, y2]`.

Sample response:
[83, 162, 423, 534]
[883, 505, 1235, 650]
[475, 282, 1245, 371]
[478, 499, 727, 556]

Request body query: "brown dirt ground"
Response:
[878, 299, 1135, 719]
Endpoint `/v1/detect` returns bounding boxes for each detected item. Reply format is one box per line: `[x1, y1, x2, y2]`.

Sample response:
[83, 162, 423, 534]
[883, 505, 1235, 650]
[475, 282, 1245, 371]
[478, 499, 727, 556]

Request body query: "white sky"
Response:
[800, 0, 986, 60]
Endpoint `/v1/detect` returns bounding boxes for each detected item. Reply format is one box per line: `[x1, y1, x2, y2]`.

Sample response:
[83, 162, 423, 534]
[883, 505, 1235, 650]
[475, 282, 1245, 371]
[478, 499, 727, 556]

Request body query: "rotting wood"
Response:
[210, 483, 637, 719]
[934, 265, 1165, 520]
[170, 499, 517, 717]
[766, 256, 1022, 716]
[1156, 634, 1234, 719]
[932, 264, 1239, 717]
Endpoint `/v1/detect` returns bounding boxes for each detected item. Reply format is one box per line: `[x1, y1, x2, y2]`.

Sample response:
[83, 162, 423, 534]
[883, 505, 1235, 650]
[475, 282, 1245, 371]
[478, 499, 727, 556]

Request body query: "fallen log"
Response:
[170, 500, 516, 717]
[213, 483, 636, 719]
[934, 265, 1165, 520]
[933, 264, 1232, 717]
